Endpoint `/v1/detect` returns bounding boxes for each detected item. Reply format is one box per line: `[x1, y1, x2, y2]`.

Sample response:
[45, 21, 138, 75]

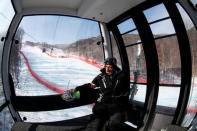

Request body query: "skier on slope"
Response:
[62, 57, 130, 131]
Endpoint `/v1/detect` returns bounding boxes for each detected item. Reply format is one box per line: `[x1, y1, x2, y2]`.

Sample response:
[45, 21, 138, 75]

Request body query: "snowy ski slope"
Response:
[16, 44, 197, 123]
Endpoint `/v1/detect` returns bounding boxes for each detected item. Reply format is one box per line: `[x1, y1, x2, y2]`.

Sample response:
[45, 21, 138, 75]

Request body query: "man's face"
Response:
[105, 64, 114, 75]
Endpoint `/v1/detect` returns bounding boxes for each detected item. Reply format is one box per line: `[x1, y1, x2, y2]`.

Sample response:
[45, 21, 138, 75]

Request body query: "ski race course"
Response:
[16, 44, 197, 122]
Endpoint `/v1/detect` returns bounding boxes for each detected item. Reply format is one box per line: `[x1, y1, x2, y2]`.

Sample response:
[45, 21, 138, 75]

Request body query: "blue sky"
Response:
[20, 15, 100, 44]
[19, 3, 192, 45]
[118, 4, 176, 35]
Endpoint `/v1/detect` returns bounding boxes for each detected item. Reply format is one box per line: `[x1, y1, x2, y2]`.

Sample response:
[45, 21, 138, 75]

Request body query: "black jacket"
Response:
[92, 68, 129, 104]
[76, 68, 130, 105]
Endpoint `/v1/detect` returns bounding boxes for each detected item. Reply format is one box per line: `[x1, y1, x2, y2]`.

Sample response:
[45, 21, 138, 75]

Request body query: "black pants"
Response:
[85, 103, 125, 131]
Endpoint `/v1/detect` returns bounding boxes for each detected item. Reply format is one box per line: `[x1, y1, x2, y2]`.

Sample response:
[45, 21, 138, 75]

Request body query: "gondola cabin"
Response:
[0, 0, 197, 131]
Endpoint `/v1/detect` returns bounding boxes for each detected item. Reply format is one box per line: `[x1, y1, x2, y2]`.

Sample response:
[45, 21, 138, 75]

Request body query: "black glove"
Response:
[76, 83, 99, 103]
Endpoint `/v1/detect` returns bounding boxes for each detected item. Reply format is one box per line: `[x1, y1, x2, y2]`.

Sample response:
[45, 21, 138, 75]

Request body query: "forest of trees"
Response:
[61, 27, 196, 69]
[59, 27, 197, 83]
[62, 36, 104, 64]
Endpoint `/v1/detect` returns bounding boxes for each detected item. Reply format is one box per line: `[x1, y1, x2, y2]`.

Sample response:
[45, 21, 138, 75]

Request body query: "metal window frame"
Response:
[164, 0, 192, 125]
[108, 7, 160, 131]
[148, 16, 171, 25]
[132, 11, 159, 131]
[108, 26, 130, 80]
[120, 16, 171, 36]
[107, 0, 193, 129]
[121, 28, 137, 35]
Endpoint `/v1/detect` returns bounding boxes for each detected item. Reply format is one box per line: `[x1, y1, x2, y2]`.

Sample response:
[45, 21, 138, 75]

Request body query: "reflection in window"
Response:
[150, 19, 175, 38]
[110, 32, 122, 69]
[117, 18, 136, 34]
[122, 30, 141, 46]
[0, 107, 14, 130]
[126, 45, 147, 102]
[176, 3, 197, 127]
[126, 45, 147, 84]
[143, 3, 169, 23]
[155, 36, 181, 85]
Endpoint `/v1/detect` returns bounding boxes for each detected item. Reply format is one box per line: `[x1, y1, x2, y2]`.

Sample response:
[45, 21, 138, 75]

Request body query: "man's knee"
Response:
[108, 119, 122, 130]
[108, 112, 125, 131]
[86, 118, 105, 131]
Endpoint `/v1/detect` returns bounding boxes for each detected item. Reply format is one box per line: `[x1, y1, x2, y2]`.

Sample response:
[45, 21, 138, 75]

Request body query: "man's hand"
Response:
[61, 89, 75, 102]
[70, 88, 76, 93]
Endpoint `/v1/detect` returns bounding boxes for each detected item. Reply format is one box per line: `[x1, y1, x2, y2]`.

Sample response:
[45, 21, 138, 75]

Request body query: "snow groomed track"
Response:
[18, 44, 101, 96]
[20, 51, 65, 94]
[18, 44, 197, 108]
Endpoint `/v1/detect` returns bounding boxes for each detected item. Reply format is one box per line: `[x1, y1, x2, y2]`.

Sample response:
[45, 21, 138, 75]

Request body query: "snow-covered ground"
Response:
[3, 44, 197, 124]
[17, 45, 100, 96]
